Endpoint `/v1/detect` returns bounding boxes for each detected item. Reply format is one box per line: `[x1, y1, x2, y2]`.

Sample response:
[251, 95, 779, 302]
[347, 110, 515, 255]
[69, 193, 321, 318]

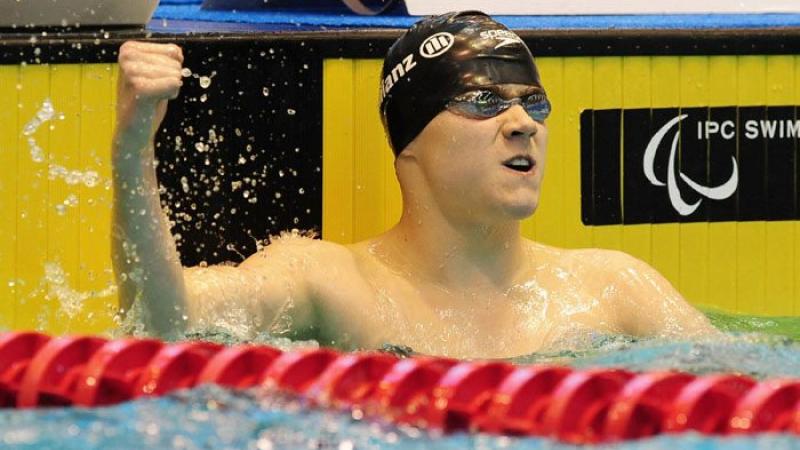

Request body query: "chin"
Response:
[502, 189, 540, 219]
[509, 203, 538, 219]
[499, 197, 539, 220]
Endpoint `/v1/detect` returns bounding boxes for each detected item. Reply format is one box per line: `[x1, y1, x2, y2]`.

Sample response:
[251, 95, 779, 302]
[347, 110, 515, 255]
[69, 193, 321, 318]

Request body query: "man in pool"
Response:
[112, 11, 717, 358]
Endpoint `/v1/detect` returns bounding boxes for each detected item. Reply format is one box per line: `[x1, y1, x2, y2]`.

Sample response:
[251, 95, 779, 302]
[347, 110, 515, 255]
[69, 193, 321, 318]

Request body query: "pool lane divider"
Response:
[1, 332, 799, 444]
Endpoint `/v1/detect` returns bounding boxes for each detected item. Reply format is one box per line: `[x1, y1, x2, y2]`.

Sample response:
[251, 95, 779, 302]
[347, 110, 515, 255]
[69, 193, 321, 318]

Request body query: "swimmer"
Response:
[112, 11, 718, 358]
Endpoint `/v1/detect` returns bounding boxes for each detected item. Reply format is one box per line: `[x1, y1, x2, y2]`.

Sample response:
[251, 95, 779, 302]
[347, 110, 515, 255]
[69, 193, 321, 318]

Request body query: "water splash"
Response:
[47, 165, 99, 187]
[22, 97, 55, 162]
[54, 193, 79, 215]
[42, 262, 117, 320]
[24, 99, 103, 193]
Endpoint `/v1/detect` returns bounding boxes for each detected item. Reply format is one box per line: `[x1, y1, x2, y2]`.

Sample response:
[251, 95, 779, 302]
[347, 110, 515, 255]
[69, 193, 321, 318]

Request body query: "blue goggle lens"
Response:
[447, 90, 551, 122]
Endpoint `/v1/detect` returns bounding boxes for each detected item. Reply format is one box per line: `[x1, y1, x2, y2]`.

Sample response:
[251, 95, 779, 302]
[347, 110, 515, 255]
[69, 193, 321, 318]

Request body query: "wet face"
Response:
[401, 84, 548, 225]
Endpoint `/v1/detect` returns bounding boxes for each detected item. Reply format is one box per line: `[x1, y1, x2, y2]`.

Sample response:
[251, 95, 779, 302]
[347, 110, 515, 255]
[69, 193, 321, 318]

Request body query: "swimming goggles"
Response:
[446, 89, 552, 123]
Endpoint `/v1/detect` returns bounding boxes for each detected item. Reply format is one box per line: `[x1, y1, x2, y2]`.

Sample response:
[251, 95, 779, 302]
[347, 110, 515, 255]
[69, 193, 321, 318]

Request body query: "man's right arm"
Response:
[111, 41, 315, 339]
[111, 41, 189, 338]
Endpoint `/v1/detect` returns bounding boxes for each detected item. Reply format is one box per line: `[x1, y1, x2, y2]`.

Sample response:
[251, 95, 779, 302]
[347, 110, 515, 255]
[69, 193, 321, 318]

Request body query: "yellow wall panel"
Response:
[352, 60, 390, 241]
[735, 56, 767, 314]
[677, 56, 710, 305]
[649, 57, 681, 285]
[795, 55, 800, 315]
[764, 55, 795, 316]
[0, 66, 19, 329]
[590, 57, 624, 252]
[561, 57, 594, 250]
[47, 65, 82, 334]
[706, 56, 739, 313]
[76, 64, 117, 333]
[322, 59, 356, 244]
[0, 63, 121, 334]
[620, 57, 652, 264]
[15, 64, 51, 331]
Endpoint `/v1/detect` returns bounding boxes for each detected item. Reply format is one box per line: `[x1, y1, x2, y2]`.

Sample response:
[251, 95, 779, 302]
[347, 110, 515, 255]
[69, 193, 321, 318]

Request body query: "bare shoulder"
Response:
[554, 246, 644, 281]
[240, 231, 355, 271]
[567, 246, 636, 264]
[559, 246, 673, 301]
[550, 245, 717, 337]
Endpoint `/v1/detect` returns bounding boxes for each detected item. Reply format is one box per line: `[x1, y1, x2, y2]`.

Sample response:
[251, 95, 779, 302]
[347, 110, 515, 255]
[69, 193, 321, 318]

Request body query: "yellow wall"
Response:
[322, 56, 800, 316]
[0, 63, 119, 334]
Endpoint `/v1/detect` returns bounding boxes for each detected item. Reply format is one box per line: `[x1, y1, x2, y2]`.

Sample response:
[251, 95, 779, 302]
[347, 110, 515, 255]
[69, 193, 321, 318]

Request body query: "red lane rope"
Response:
[1, 332, 799, 443]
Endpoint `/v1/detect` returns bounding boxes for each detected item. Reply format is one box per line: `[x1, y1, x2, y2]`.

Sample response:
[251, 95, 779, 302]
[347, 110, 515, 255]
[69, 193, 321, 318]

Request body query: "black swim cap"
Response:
[380, 11, 544, 156]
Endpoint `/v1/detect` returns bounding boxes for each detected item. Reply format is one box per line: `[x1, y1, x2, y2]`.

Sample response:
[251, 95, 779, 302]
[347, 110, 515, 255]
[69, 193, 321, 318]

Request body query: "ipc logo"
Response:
[643, 114, 738, 216]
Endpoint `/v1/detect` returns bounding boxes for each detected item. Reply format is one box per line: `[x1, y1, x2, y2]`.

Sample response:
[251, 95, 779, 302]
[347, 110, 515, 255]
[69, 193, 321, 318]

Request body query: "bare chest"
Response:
[312, 261, 621, 358]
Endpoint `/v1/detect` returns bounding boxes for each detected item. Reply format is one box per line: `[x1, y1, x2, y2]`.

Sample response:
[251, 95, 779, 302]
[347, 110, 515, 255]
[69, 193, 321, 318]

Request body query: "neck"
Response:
[380, 204, 527, 290]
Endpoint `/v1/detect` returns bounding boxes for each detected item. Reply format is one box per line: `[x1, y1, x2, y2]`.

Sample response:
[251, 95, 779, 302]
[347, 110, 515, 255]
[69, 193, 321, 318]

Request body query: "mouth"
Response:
[501, 155, 535, 174]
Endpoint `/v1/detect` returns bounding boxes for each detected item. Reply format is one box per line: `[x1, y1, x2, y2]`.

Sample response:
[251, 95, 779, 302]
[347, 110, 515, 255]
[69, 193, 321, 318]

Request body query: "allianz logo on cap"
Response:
[419, 32, 454, 58]
[580, 106, 800, 225]
[380, 31, 454, 101]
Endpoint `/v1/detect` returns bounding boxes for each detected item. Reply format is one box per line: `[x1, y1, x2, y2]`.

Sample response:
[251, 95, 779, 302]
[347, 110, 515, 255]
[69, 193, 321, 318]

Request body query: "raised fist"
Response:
[115, 41, 184, 142]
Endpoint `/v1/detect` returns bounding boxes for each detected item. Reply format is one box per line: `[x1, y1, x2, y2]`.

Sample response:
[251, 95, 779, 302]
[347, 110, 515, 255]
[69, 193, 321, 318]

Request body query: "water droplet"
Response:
[181, 67, 192, 77]
[29, 145, 44, 162]
[262, 87, 270, 96]
[287, 108, 296, 115]
[82, 171, 99, 187]
[199, 76, 211, 89]
[65, 170, 82, 185]
[65, 194, 78, 207]
[200, 93, 208, 102]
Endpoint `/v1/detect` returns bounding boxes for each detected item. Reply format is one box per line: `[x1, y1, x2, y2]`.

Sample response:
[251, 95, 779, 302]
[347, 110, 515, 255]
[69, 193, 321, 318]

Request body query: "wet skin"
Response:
[112, 43, 717, 358]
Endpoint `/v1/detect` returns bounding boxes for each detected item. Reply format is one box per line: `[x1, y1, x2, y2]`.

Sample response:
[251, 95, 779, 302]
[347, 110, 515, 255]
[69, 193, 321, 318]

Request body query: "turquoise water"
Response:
[1, 382, 799, 450]
[3, 314, 800, 449]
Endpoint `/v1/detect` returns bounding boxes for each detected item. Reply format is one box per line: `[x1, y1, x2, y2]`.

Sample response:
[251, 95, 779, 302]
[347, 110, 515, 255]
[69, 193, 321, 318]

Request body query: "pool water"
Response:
[2, 311, 800, 449]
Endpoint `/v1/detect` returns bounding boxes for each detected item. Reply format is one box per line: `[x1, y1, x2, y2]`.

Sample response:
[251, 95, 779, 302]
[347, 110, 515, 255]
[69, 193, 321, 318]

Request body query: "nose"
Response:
[501, 104, 539, 141]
